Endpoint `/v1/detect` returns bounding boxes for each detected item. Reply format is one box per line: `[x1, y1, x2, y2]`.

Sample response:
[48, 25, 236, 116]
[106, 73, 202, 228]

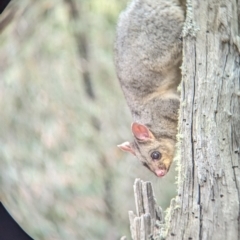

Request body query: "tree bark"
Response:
[123, 0, 240, 239]
[166, 0, 240, 239]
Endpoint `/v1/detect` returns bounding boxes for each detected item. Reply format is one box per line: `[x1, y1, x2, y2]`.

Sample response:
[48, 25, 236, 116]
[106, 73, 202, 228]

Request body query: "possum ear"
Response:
[117, 142, 136, 155]
[131, 122, 153, 142]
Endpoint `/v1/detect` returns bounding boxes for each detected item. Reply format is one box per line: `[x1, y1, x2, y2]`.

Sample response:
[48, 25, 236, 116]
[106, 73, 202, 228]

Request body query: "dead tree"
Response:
[122, 0, 240, 239]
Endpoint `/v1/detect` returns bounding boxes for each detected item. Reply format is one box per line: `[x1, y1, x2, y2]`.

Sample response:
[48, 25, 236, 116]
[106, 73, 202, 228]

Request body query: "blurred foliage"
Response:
[0, 0, 177, 239]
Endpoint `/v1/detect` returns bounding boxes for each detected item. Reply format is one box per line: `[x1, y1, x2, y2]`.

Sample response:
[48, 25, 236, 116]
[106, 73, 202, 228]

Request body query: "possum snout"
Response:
[155, 169, 167, 177]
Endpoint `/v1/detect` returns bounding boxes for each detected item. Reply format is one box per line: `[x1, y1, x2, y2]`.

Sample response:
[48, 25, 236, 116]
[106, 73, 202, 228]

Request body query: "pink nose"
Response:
[155, 169, 166, 177]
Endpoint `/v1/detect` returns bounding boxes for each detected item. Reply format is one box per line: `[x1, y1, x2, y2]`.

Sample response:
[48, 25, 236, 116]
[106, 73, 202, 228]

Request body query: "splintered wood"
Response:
[122, 179, 164, 240]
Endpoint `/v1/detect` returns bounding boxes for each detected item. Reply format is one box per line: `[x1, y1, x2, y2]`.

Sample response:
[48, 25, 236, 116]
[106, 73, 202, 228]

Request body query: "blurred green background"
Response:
[0, 0, 177, 239]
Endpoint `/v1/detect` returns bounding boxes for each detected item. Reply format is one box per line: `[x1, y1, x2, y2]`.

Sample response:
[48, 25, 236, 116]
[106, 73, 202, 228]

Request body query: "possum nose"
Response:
[155, 169, 167, 177]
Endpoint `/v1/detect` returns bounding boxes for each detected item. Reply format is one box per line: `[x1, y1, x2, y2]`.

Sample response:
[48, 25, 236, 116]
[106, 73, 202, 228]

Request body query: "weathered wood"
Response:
[121, 237, 128, 240]
[123, 179, 164, 240]
[165, 0, 240, 239]
[122, 0, 240, 239]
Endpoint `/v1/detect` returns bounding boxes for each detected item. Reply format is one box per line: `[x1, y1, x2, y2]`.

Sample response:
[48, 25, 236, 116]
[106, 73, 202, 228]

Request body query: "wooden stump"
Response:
[122, 179, 165, 240]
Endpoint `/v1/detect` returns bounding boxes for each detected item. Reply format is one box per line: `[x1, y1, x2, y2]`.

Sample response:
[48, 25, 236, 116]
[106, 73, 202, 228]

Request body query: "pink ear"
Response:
[117, 142, 136, 155]
[131, 122, 152, 141]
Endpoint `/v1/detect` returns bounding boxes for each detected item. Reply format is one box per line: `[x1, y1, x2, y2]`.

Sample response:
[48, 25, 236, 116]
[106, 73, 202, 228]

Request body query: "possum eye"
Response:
[151, 151, 162, 161]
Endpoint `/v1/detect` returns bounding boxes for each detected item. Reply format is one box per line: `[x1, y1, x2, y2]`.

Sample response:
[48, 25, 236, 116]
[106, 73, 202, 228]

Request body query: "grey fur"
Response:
[115, 0, 185, 177]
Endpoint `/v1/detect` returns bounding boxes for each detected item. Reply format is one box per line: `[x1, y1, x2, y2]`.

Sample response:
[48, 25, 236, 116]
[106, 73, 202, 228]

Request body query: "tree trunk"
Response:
[167, 0, 240, 239]
[123, 0, 240, 239]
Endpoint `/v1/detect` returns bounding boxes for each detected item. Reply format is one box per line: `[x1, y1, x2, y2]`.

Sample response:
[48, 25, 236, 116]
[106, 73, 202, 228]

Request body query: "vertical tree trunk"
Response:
[167, 0, 240, 239]
[65, 3, 116, 235]
[122, 0, 240, 240]
[64, 0, 95, 100]
[121, 0, 240, 239]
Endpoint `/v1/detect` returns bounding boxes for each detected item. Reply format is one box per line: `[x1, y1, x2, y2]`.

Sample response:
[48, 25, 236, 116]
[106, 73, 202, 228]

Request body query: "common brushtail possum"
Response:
[114, 0, 184, 177]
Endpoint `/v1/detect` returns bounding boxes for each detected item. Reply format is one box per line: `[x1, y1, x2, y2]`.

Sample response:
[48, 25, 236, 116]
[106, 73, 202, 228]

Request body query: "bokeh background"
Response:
[0, 0, 177, 239]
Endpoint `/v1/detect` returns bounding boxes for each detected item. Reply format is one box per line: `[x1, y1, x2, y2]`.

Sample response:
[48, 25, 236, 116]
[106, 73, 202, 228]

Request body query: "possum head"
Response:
[118, 122, 176, 177]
